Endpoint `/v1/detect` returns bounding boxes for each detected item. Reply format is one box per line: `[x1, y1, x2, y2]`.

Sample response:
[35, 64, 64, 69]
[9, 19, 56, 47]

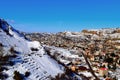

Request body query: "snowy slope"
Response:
[6, 51, 64, 80]
[44, 46, 85, 66]
[0, 19, 64, 80]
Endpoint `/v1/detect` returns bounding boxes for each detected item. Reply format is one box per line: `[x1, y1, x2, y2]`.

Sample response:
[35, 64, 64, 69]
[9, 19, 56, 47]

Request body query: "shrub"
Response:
[0, 73, 8, 79]
[31, 47, 39, 51]
[25, 71, 30, 77]
[13, 71, 23, 80]
[9, 61, 14, 66]
[0, 56, 10, 61]
[0, 44, 4, 56]
[9, 47, 19, 54]
[9, 47, 15, 53]
[0, 43, 3, 47]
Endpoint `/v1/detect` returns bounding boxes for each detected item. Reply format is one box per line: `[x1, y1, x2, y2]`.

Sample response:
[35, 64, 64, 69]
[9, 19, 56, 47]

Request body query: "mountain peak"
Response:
[0, 18, 11, 33]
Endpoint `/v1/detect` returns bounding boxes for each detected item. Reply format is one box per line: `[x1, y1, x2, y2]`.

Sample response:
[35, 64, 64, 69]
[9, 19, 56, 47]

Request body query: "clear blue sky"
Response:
[0, 0, 120, 32]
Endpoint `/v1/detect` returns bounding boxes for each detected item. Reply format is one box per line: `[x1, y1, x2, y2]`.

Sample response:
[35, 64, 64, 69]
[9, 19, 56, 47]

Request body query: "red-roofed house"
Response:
[99, 68, 108, 76]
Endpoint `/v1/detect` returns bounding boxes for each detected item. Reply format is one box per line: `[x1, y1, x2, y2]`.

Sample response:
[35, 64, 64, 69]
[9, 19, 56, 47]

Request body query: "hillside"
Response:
[0, 19, 66, 80]
[1, 18, 120, 80]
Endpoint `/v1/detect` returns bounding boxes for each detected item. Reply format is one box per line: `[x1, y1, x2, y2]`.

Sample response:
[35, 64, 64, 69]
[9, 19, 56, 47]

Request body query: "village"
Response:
[26, 28, 120, 80]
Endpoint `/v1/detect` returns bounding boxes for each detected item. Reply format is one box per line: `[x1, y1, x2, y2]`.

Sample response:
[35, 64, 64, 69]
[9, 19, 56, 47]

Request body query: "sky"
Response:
[0, 0, 120, 32]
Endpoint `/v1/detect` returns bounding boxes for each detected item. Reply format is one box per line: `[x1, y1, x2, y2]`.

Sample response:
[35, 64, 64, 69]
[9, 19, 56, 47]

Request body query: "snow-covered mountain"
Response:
[0, 19, 64, 80]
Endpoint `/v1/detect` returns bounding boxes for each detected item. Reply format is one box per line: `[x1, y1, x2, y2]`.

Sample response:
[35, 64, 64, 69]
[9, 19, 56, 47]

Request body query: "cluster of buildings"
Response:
[26, 28, 120, 80]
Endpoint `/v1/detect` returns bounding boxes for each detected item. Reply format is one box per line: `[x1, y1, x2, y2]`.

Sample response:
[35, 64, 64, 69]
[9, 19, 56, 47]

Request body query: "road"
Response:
[78, 48, 100, 80]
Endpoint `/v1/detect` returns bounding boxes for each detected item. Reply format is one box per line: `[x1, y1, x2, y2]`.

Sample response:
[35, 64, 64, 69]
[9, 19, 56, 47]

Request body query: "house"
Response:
[102, 62, 108, 68]
[117, 58, 120, 64]
[71, 65, 76, 72]
[77, 66, 87, 72]
[94, 55, 100, 61]
[99, 68, 108, 76]
[105, 77, 112, 80]
[92, 67, 98, 72]
[115, 45, 120, 49]
[90, 55, 94, 61]
[94, 51, 100, 56]
[99, 44, 103, 49]
[72, 59, 81, 65]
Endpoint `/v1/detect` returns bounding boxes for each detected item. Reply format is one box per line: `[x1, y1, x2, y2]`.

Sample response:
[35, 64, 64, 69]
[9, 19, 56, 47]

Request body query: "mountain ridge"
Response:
[0, 19, 65, 80]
